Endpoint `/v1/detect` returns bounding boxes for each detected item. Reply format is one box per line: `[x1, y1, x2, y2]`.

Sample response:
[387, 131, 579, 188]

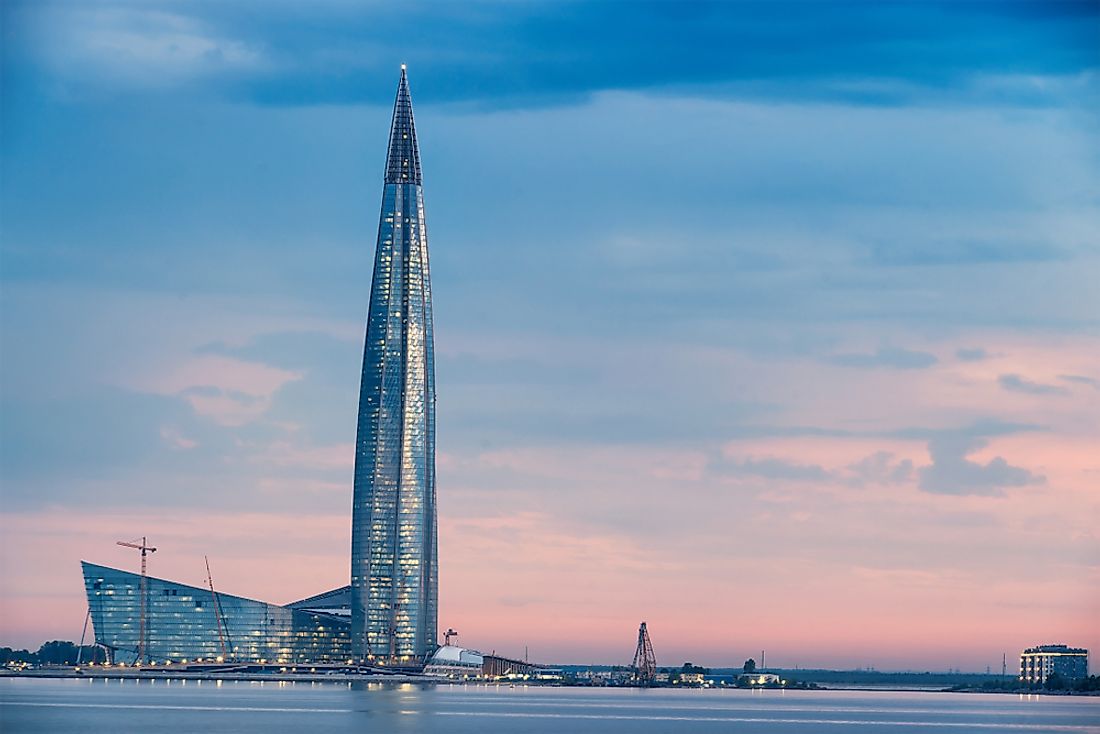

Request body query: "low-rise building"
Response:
[482, 654, 540, 679]
[1020, 644, 1088, 685]
[738, 672, 781, 686]
[81, 561, 351, 665]
[423, 645, 484, 678]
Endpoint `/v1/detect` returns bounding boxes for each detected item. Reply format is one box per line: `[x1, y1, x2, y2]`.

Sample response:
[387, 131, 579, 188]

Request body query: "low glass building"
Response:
[82, 561, 351, 665]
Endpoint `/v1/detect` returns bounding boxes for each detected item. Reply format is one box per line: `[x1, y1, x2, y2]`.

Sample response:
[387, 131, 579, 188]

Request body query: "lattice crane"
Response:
[204, 556, 232, 662]
[116, 537, 156, 664]
[632, 621, 657, 685]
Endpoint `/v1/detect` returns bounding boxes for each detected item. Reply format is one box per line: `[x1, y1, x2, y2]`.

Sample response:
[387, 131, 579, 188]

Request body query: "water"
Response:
[1, 678, 1098, 733]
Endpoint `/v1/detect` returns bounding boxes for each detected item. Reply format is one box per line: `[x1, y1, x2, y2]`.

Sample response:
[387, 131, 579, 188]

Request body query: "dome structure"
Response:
[423, 645, 484, 678]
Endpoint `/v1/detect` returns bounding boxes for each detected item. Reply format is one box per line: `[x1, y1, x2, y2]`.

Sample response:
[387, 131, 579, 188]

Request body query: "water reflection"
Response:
[1, 679, 1097, 734]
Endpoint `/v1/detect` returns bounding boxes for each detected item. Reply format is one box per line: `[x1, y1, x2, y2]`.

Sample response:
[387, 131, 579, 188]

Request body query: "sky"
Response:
[1, 0, 1098, 672]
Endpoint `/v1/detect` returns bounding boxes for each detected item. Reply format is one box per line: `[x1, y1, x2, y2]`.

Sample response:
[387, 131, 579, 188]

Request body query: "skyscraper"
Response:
[350, 66, 438, 663]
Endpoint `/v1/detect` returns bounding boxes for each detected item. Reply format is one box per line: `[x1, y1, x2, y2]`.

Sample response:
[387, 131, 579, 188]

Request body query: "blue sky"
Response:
[1, 1, 1098, 668]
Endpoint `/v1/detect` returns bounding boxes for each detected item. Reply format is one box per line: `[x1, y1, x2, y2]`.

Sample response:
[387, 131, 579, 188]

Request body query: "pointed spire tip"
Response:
[385, 63, 421, 185]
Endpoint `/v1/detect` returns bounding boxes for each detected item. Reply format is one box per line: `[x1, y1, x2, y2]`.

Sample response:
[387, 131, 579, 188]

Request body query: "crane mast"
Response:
[116, 536, 156, 664]
[205, 556, 231, 662]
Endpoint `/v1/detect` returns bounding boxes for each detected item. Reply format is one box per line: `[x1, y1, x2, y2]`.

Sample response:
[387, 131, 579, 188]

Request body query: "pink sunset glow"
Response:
[2, 326, 1096, 671]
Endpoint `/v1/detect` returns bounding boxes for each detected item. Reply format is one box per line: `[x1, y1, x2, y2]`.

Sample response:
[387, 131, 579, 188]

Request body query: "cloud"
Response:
[998, 373, 1069, 396]
[918, 434, 1044, 496]
[7, 1, 1099, 108]
[196, 331, 361, 444]
[711, 455, 831, 482]
[955, 347, 989, 361]
[0, 322, 360, 511]
[846, 451, 914, 487]
[829, 347, 938, 370]
[440, 352, 599, 388]
[196, 330, 357, 373]
[0, 385, 223, 487]
[20, 5, 265, 90]
[1059, 374, 1100, 389]
[891, 419, 1043, 442]
[178, 384, 270, 426]
[179, 385, 263, 405]
[869, 238, 1063, 267]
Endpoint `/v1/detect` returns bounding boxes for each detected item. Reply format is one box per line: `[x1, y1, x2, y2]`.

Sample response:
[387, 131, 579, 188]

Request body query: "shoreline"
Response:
[3, 670, 1098, 695]
[1, 669, 437, 684]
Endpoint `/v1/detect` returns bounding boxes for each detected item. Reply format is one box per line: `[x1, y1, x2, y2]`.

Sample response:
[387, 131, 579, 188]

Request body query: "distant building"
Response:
[422, 646, 550, 680]
[482, 654, 540, 679]
[573, 669, 635, 685]
[423, 645, 483, 678]
[738, 672, 781, 686]
[1020, 645, 1088, 684]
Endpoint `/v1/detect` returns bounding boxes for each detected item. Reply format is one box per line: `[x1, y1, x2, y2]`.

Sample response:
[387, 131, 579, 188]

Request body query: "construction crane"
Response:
[388, 600, 401, 662]
[632, 621, 657, 685]
[116, 537, 156, 664]
[204, 556, 231, 662]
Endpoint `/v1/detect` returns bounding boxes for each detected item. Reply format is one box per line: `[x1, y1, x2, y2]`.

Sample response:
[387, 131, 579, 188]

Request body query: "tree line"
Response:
[955, 674, 1100, 693]
[1, 641, 107, 666]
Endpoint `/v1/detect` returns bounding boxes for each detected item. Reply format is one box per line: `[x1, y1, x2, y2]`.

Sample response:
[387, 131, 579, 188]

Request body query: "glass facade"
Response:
[82, 561, 351, 665]
[351, 65, 438, 663]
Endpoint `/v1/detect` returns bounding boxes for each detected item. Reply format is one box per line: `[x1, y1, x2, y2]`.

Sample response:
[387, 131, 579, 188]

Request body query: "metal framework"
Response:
[632, 621, 657, 684]
[116, 536, 156, 664]
[205, 556, 232, 662]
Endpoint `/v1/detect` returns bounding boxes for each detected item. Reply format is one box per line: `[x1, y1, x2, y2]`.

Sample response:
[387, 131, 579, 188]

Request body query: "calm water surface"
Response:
[2, 678, 1098, 733]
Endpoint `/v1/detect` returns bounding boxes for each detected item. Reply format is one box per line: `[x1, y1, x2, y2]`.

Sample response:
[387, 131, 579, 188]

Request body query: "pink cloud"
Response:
[251, 442, 354, 471]
[129, 354, 302, 426]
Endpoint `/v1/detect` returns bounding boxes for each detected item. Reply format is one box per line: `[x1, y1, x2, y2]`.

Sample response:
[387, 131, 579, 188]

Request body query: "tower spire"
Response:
[352, 63, 437, 663]
[385, 65, 421, 185]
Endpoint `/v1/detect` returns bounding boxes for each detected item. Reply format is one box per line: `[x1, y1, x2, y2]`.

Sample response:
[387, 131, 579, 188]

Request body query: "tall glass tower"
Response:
[351, 66, 437, 663]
